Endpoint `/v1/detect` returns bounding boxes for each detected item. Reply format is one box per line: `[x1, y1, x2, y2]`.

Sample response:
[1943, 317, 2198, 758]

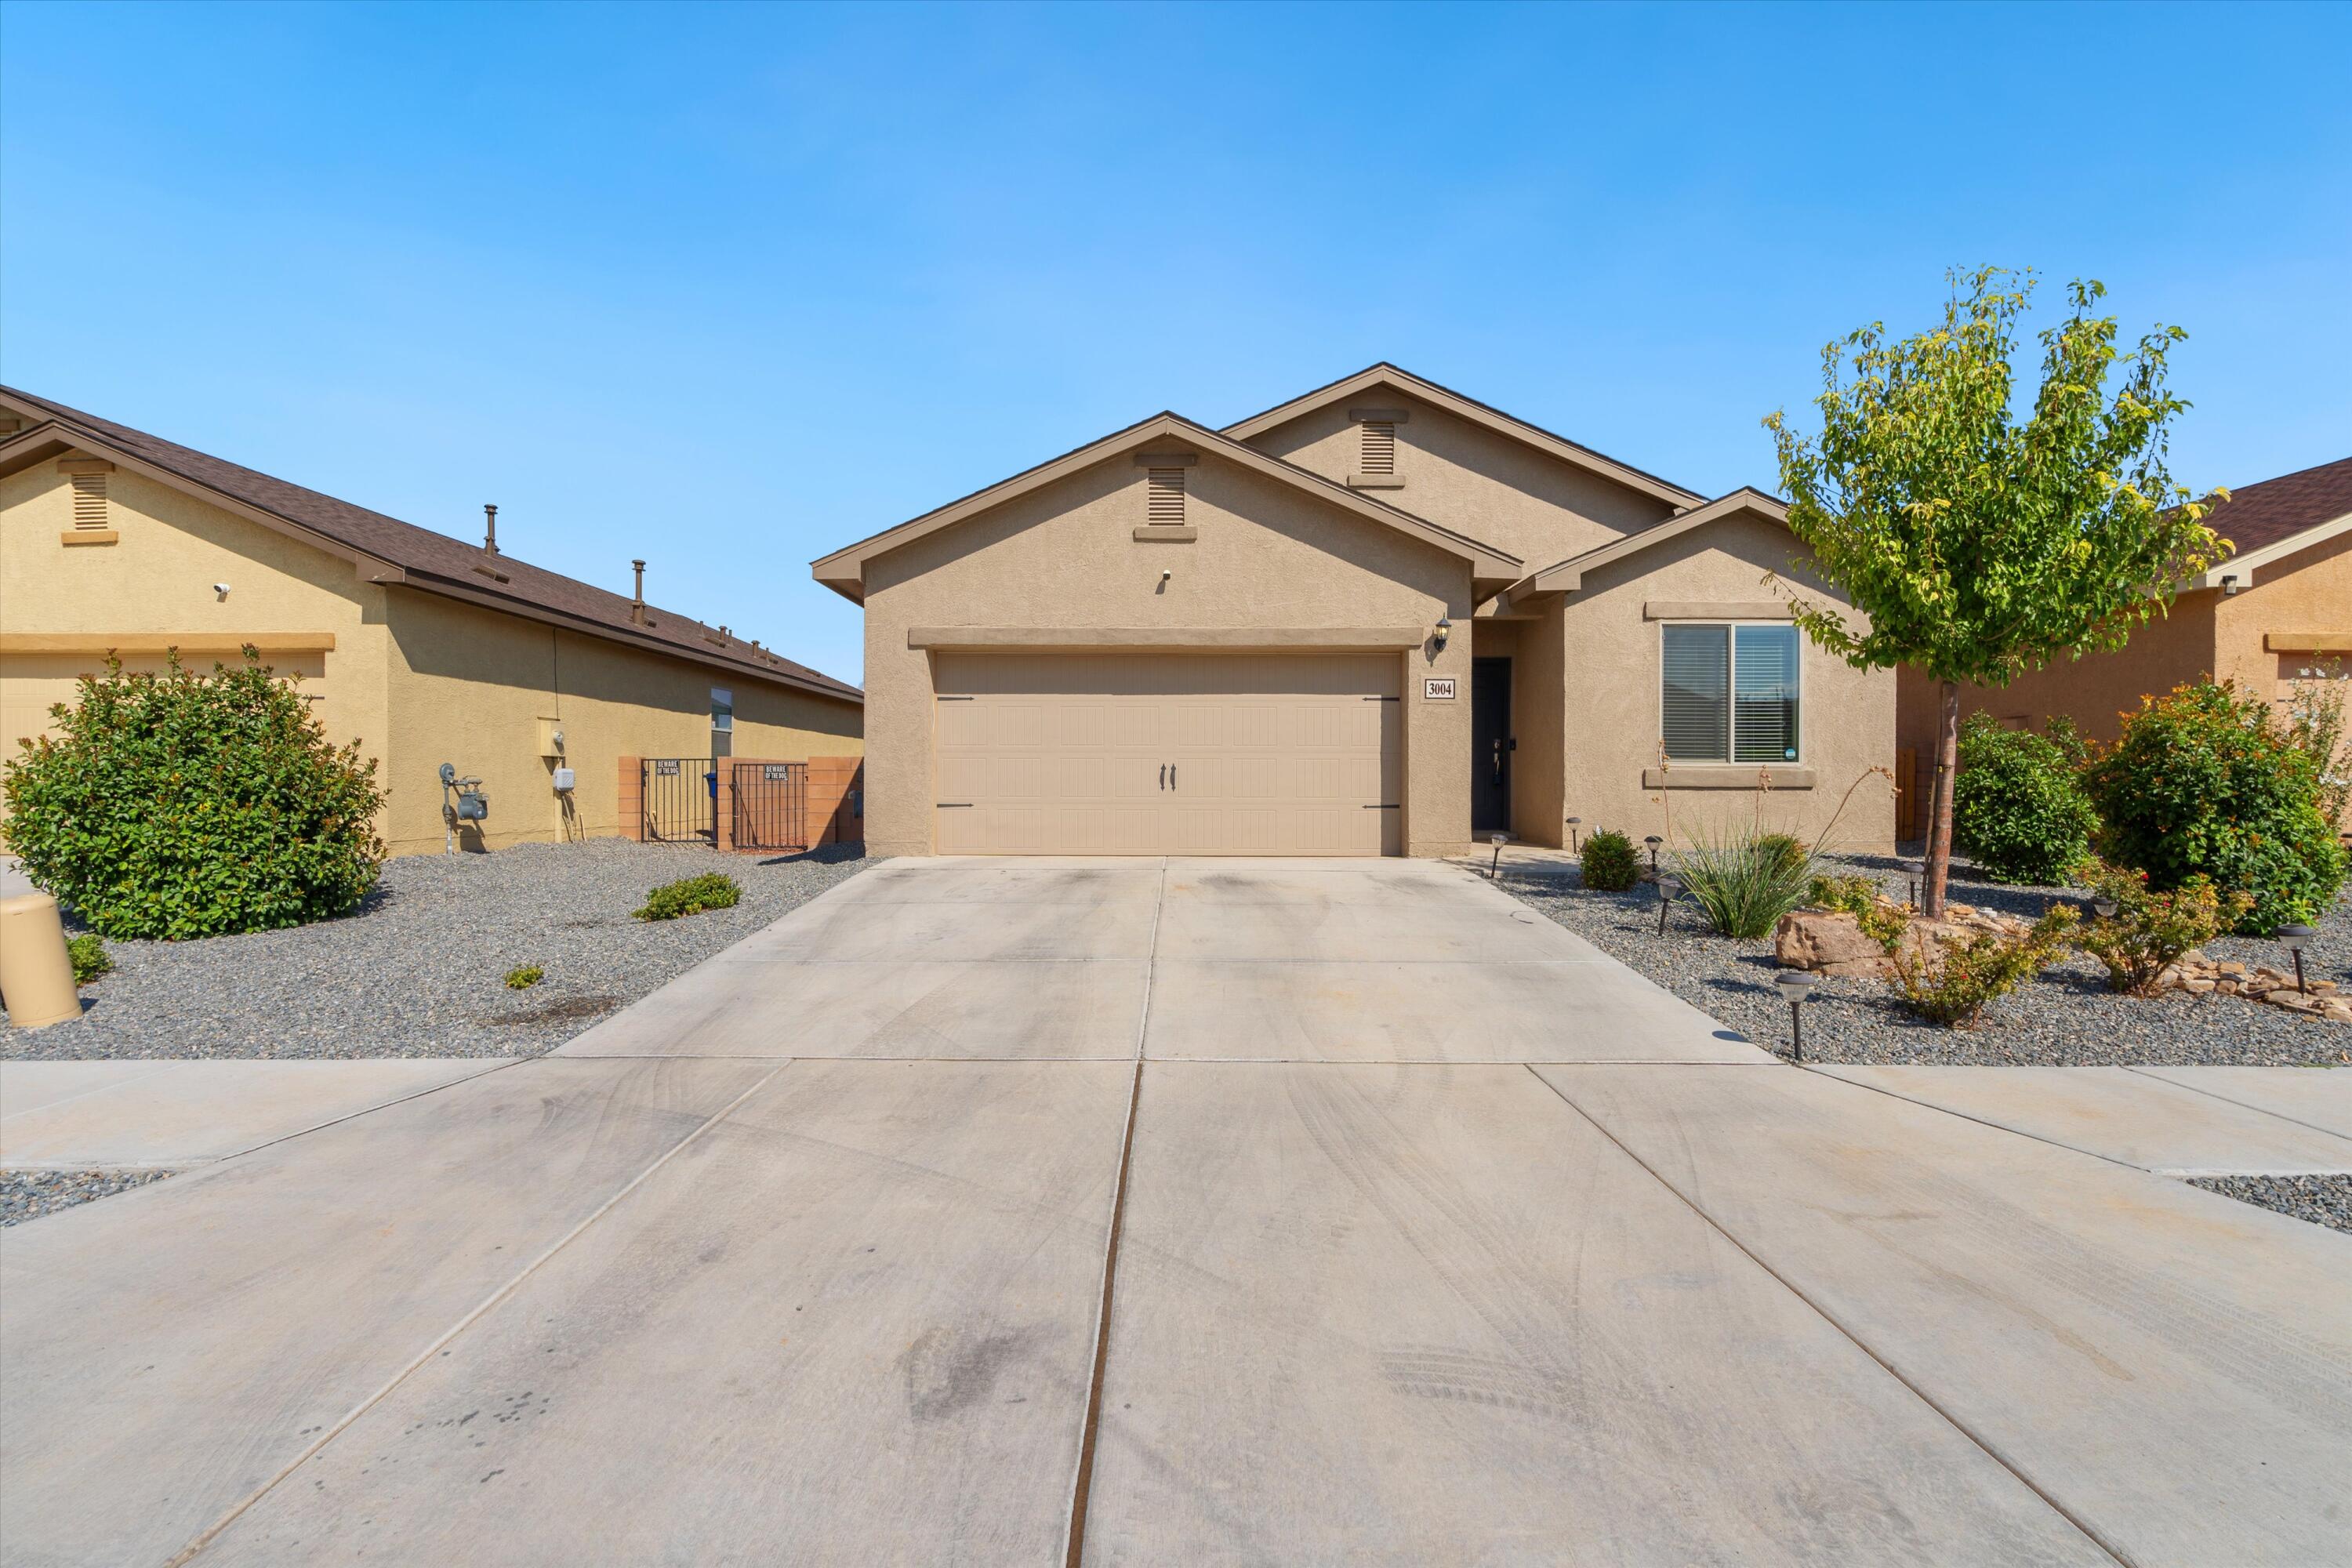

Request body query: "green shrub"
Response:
[1951, 713, 2098, 885]
[2083, 681, 2346, 934]
[504, 964, 545, 990]
[2281, 662, 2350, 833]
[1675, 828, 1818, 938]
[67, 934, 112, 985]
[1808, 873, 1913, 954]
[1892, 906, 2078, 1027]
[634, 872, 742, 921]
[1, 653, 385, 940]
[1581, 829, 1640, 892]
[2074, 858, 2249, 996]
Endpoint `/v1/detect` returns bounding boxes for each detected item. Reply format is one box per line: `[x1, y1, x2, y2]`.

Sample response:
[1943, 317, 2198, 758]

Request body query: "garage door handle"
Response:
[1159, 764, 1167, 790]
[1170, 764, 1177, 790]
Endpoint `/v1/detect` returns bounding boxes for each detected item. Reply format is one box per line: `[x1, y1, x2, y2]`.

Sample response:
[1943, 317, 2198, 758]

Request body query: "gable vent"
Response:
[1360, 419, 1396, 477]
[70, 470, 108, 530]
[1145, 466, 1186, 525]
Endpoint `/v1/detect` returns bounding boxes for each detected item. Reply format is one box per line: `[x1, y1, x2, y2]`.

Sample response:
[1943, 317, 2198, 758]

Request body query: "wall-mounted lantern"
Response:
[1432, 618, 1452, 651]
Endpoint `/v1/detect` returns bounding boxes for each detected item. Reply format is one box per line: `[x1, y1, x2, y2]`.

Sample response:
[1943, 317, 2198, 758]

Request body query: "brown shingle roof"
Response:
[2205, 456, 2352, 557]
[0, 387, 858, 702]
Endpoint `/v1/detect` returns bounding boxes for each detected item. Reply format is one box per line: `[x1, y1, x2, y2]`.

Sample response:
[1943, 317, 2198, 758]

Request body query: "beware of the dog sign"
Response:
[1423, 677, 1457, 700]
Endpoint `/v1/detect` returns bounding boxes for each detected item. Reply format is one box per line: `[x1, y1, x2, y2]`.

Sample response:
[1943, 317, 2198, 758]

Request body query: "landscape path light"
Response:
[1487, 830, 1512, 880]
[1643, 835, 1663, 876]
[1773, 968, 1822, 1062]
[1656, 873, 1682, 938]
[1901, 858, 1923, 909]
[1565, 816, 1582, 852]
[2278, 924, 2316, 994]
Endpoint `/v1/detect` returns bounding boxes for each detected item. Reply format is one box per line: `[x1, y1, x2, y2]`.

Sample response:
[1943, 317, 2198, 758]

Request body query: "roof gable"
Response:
[1505, 488, 1791, 598]
[811, 411, 1521, 602]
[0, 388, 858, 702]
[1222, 363, 1704, 511]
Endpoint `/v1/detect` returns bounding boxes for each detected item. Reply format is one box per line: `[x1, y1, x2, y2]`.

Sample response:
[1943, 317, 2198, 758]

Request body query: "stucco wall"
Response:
[858, 448, 1474, 858]
[2216, 529, 2352, 696]
[1554, 514, 1896, 853]
[0, 463, 391, 797]
[1242, 391, 1678, 574]
[383, 593, 862, 856]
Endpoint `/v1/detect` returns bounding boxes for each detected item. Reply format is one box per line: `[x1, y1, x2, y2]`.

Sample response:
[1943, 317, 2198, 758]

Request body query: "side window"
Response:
[710, 687, 734, 759]
[1661, 623, 1801, 764]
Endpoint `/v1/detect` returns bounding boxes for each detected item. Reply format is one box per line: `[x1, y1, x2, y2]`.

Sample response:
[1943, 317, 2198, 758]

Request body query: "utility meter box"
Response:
[535, 717, 565, 758]
[551, 766, 577, 793]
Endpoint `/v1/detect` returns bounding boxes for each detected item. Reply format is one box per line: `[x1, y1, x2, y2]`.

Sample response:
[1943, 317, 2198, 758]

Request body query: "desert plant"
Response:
[503, 964, 545, 990]
[1768, 267, 2226, 917]
[1581, 829, 1640, 893]
[67, 934, 112, 985]
[1806, 873, 1911, 953]
[1951, 713, 2100, 884]
[2281, 662, 2350, 833]
[2083, 680, 2346, 934]
[1, 652, 385, 940]
[1675, 827, 1818, 938]
[634, 872, 742, 921]
[2074, 859, 2250, 996]
[1891, 906, 2079, 1027]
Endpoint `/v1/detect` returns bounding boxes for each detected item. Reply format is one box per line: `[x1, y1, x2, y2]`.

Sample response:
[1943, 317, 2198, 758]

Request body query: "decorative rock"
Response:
[1773, 910, 1892, 977]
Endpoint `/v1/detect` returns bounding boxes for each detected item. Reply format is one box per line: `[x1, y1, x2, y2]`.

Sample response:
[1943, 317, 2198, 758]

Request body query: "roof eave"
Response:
[2185, 511, 2352, 589]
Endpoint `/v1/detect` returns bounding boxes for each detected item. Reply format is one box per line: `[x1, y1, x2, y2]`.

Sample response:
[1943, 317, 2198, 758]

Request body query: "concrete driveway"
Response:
[4, 858, 2347, 1566]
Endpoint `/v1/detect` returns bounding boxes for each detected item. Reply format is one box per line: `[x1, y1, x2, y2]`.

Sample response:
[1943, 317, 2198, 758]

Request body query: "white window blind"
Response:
[1661, 625, 1729, 761]
[1733, 625, 1801, 762]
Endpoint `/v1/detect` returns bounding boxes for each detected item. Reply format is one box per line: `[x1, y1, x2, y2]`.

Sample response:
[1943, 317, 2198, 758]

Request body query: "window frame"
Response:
[1656, 619, 1804, 767]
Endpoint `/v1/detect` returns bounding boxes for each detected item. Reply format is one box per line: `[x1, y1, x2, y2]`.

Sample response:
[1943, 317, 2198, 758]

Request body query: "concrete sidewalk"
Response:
[5, 858, 2347, 1566]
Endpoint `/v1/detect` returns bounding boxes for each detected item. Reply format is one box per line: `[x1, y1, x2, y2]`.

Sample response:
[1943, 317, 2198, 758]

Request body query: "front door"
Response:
[1472, 657, 1511, 833]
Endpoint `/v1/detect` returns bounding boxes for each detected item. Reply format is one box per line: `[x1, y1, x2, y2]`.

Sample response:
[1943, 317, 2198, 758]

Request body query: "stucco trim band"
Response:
[907, 626, 1425, 651]
[59, 529, 119, 546]
[2267, 630, 2352, 653]
[1643, 600, 1795, 621]
[1131, 526, 1198, 542]
[0, 633, 339, 654]
[1642, 766, 1817, 789]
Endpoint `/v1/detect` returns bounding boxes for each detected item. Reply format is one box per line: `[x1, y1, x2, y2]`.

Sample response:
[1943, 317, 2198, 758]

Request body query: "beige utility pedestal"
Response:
[0, 893, 82, 1029]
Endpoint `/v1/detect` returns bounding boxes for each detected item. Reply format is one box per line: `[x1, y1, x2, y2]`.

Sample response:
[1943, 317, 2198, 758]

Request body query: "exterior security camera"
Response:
[213, 583, 230, 600]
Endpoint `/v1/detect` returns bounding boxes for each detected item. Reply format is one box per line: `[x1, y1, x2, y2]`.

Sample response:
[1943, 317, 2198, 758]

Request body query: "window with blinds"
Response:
[1359, 419, 1396, 476]
[1661, 622, 1801, 764]
[1145, 466, 1185, 525]
[71, 470, 108, 530]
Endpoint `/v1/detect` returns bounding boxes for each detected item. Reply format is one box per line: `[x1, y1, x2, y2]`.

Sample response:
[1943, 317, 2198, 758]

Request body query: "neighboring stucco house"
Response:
[1895, 456, 2352, 803]
[1, 387, 862, 857]
[814, 365, 1893, 859]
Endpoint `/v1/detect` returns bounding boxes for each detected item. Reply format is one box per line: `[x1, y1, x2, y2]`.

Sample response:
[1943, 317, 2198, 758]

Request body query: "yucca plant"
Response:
[1675, 826, 1820, 938]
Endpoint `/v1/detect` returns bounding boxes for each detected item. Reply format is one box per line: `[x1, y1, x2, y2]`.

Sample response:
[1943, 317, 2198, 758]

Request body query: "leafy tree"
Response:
[2, 652, 384, 939]
[1766, 267, 2227, 916]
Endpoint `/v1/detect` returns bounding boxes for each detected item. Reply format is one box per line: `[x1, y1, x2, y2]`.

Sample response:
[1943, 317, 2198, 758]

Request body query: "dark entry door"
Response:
[1471, 657, 1511, 833]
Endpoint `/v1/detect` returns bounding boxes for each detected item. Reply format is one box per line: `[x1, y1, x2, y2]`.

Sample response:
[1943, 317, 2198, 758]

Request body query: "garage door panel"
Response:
[933, 654, 1399, 855]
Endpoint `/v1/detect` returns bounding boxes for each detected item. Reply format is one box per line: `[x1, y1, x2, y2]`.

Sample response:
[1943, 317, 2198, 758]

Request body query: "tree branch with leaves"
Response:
[1765, 267, 2227, 916]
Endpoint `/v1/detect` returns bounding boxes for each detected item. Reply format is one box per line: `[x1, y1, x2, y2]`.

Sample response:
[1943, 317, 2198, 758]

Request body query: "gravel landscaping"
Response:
[3, 840, 871, 1060]
[0, 1168, 171, 1227]
[2188, 1174, 2352, 1235]
[1500, 854, 2352, 1065]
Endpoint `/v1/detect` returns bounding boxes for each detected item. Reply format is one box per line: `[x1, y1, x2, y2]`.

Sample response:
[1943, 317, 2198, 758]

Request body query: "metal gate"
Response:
[641, 757, 717, 844]
[732, 761, 808, 851]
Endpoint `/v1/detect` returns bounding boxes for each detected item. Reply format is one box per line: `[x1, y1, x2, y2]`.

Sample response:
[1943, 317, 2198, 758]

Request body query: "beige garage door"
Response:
[933, 652, 1402, 855]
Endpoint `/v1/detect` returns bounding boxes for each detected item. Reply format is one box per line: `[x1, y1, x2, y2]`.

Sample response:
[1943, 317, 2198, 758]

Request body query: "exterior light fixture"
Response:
[1642, 834, 1664, 875]
[1901, 858, 1922, 909]
[2220, 574, 2241, 595]
[1432, 618, 1453, 651]
[2092, 895, 2119, 920]
[1564, 815, 1582, 851]
[1773, 969, 1822, 1062]
[2278, 924, 2316, 993]
[1656, 873, 1681, 938]
[1487, 830, 1512, 880]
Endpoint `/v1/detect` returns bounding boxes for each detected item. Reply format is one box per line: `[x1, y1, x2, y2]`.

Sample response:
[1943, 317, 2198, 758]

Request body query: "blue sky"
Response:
[5, 1, 2346, 686]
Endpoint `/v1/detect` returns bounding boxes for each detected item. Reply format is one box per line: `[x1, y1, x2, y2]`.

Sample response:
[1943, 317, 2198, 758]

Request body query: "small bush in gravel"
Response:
[1892, 906, 2078, 1027]
[2, 652, 385, 940]
[1676, 827, 1817, 938]
[1952, 713, 2098, 884]
[503, 964, 545, 989]
[1581, 830, 1640, 892]
[2074, 859, 2249, 996]
[2085, 681, 2346, 935]
[635, 872, 742, 921]
[2281, 663, 2350, 833]
[67, 934, 112, 985]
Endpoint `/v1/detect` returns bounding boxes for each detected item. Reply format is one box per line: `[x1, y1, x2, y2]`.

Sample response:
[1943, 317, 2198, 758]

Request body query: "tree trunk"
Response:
[1922, 680, 1960, 918]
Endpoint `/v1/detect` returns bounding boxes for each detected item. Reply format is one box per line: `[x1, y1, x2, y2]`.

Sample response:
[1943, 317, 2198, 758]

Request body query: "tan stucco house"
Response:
[1, 387, 862, 857]
[1895, 456, 2352, 810]
[815, 365, 1893, 860]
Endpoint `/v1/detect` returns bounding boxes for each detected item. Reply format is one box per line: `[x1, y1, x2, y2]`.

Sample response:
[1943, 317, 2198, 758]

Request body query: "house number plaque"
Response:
[1423, 677, 1457, 700]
